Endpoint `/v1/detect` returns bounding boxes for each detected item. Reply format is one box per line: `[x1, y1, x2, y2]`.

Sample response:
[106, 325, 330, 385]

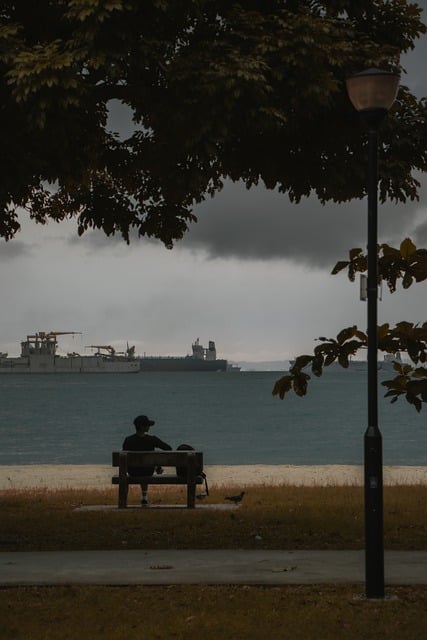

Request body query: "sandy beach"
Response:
[1, 464, 426, 490]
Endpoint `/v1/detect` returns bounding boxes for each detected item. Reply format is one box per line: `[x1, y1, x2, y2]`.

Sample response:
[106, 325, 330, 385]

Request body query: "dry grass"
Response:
[1, 484, 427, 639]
[1, 584, 427, 640]
[1, 484, 426, 551]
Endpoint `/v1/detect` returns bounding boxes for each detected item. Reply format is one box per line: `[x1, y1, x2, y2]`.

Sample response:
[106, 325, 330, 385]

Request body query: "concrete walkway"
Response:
[1, 550, 426, 586]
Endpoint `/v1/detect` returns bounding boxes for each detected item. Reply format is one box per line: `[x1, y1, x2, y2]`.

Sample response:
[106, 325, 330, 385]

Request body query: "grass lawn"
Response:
[1, 484, 426, 639]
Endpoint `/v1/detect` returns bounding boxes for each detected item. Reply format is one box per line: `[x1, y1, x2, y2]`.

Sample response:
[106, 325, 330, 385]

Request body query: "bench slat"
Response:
[112, 450, 203, 468]
[111, 475, 204, 485]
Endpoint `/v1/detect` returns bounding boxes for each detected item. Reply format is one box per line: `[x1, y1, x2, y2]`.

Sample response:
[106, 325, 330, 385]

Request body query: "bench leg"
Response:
[187, 483, 196, 509]
[118, 480, 129, 508]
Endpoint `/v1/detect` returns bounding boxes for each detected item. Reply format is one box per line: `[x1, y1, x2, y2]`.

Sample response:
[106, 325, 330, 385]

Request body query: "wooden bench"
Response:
[112, 450, 204, 508]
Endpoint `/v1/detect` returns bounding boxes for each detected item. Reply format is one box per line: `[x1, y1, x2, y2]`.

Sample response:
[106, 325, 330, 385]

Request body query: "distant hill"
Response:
[236, 359, 373, 372]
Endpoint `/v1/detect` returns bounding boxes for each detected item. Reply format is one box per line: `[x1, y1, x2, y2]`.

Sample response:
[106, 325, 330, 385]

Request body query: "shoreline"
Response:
[1, 464, 426, 490]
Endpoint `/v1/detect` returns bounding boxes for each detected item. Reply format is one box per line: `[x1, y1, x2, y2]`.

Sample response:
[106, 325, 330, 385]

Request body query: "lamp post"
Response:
[346, 68, 399, 599]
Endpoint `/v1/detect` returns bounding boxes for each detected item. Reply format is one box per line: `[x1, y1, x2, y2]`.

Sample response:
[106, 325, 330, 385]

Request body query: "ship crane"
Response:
[27, 331, 82, 340]
[47, 332, 82, 337]
[86, 345, 116, 355]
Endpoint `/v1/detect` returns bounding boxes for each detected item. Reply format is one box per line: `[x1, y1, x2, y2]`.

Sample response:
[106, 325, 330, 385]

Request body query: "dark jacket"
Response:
[122, 433, 172, 476]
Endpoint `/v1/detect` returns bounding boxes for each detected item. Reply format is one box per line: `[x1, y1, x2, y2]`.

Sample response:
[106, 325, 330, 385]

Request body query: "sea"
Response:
[0, 369, 426, 467]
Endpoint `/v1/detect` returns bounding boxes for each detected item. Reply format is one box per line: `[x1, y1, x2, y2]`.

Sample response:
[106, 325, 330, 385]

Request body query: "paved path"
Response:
[1, 550, 426, 586]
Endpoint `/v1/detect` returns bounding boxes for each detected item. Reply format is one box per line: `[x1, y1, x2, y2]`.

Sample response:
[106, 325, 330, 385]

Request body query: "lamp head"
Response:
[346, 68, 400, 128]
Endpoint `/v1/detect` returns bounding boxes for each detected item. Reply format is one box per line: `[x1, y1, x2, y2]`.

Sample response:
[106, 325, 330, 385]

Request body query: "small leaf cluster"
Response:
[380, 322, 427, 413]
[332, 238, 427, 293]
[272, 326, 366, 399]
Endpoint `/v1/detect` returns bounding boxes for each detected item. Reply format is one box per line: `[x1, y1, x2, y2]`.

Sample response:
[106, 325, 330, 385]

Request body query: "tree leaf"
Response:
[349, 247, 363, 260]
[331, 261, 349, 275]
[400, 238, 417, 259]
[272, 375, 292, 399]
[336, 326, 356, 345]
[292, 355, 313, 371]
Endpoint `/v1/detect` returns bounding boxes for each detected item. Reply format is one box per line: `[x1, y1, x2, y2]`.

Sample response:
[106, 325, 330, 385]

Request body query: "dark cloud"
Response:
[414, 218, 427, 246]
[66, 222, 153, 252]
[67, 229, 129, 250]
[64, 174, 425, 268]
[181, 177, 426, 268]
[0, 240, 31, 261]
[401, 20, 427, 98]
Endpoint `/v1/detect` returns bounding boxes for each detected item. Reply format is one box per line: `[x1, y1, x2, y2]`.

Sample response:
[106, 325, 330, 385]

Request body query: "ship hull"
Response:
[137, 357, 227, 372]
[0, 355, 140, 373]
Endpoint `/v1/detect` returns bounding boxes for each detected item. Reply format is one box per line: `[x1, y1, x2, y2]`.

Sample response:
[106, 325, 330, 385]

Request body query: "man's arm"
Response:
[154, 437, 172, 451]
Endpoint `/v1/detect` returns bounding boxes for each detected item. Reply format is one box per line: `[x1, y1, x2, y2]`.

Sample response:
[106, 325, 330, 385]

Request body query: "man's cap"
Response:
[133, 415, 155, 430]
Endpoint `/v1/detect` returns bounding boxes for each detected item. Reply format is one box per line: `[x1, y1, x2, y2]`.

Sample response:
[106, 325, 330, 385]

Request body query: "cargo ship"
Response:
[0, 331, 140, 373]
[137, 338, 233, 372]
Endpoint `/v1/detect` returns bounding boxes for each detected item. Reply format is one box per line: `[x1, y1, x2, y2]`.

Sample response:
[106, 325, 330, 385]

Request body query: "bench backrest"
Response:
[112, 450, 203, 470]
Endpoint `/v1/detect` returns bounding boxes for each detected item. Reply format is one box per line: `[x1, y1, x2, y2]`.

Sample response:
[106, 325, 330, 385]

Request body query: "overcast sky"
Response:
[1, 14, 426, 365]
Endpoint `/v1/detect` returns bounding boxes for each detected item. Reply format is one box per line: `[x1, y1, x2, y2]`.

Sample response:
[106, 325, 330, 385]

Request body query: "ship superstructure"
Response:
[0, 331, 139, 373]
[138, 338, 231, 372]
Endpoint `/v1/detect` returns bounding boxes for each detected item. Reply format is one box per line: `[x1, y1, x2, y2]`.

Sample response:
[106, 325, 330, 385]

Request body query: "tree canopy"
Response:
[0, 0, 426, 245]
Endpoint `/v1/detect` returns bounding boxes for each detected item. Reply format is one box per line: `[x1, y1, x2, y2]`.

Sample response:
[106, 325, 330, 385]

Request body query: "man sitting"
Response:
[122, 415, 172, 506]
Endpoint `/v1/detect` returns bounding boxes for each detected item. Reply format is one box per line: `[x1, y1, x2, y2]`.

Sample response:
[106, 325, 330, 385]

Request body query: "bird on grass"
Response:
[196, 492, 208, 500]
[225, 491, 245, 505]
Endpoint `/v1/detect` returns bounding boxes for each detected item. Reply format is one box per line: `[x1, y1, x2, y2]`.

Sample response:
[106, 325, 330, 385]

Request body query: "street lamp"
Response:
[346, 68, 399, 599]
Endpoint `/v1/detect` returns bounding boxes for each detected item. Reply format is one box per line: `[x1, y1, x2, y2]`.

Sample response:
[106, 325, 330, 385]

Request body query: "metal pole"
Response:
[364, 125, 384, 598]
